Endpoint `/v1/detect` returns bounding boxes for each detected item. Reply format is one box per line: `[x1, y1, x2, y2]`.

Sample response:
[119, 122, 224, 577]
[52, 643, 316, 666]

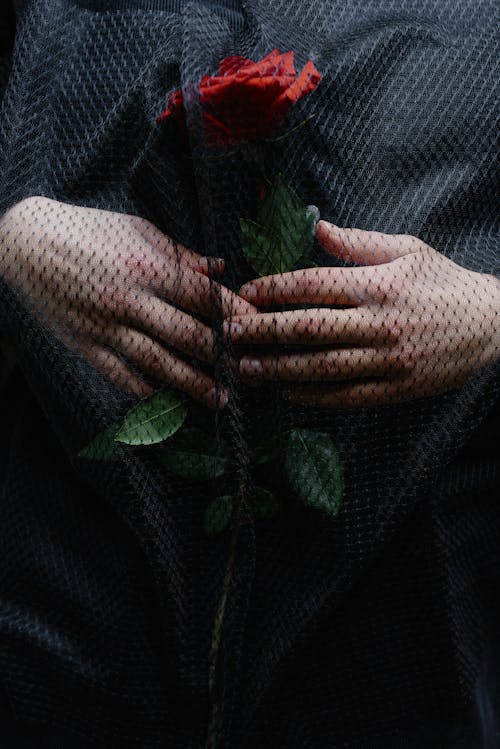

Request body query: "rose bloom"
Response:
[157, 48, 321, 146]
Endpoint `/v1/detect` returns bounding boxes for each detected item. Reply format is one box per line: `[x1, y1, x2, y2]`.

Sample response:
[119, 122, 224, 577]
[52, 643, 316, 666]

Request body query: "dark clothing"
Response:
[0, 1, 499, 747]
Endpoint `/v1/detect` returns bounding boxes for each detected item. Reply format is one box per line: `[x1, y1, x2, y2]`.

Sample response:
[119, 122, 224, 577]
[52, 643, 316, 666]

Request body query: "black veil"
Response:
[0, 1, 498, 747]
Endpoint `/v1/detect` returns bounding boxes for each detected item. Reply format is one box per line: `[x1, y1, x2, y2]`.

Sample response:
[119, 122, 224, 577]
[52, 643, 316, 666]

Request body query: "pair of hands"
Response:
[0, 196, 498, 409]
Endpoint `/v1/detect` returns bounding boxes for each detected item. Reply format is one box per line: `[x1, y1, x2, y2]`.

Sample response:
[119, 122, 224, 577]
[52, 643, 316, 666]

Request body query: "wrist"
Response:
[475, 272, 500, 366]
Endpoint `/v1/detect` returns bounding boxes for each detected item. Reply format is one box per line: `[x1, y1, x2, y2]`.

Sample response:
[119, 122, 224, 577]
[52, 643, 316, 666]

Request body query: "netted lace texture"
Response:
[0, 1, 499, 747]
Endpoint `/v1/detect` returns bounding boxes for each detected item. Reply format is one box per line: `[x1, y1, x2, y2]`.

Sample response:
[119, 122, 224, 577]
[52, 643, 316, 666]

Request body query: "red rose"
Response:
[157, 48, 321, 146]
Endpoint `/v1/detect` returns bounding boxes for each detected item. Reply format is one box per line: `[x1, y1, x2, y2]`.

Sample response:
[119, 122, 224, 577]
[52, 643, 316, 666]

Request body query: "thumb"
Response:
[316, 220, 417, 266]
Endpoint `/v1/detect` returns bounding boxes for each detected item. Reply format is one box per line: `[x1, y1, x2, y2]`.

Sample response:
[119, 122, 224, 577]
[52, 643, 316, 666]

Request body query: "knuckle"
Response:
[395, 232, 413, 244]
[395, 232, 427, 253]
[378, 313, 401, 344]
[187, 321, 212, 350]
[293, 269, 317, 293]
[124, 251, 163, 281]
[320, 353, 338, 376]
[141, 342, 166, 374]
[127, 213, 148, 231]
[388, 344, 415, 373]
[16, 195, 48, 214]
[305, 312, 323, 337]
[369, 278, 392, 303]
[374, 269, 409, 303]
[100, 285, 135, 317]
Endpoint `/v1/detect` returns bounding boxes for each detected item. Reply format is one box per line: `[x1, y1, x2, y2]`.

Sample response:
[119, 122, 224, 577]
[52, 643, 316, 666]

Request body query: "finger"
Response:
[84, 265, 253, 323]
[108, 326, 228, 409]
[194, 256, 226, 277]
[65, 270, 255, 338]
[77, 342, 153, 398]
[130, 215, 225, 275]
[239, 266, 381, 306]
[238, 347, 387, 383]
[124, 293, 216, 363]
[151, 264, 256, 317]
[223, 308, 392, 346]
[123, 248, 225, 290]
[281, 380, 404, 408]
[316, 220, 425, 265]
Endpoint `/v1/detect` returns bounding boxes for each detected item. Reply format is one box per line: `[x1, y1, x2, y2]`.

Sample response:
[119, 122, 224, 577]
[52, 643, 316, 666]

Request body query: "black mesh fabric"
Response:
[0, 1, 499, 747]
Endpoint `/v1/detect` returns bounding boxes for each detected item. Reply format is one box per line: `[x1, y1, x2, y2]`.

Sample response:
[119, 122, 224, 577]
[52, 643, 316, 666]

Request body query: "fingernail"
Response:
[223, 321, 242, 338]
[240, 283, 257, 298]
[240, 357, 262, 375]
[318, 219, 339, 230]
[305, 205, 321, 225]
[204, 256, 224, 269]
[207, 387, 228, 408]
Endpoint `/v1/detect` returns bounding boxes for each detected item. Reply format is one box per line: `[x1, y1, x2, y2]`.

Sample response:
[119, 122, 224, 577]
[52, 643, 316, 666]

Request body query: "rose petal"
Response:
[157, 87, 184, 121]
[218, 55, 255, 76]
[158, 50, 321, 145]
[269, 59, 321, 119]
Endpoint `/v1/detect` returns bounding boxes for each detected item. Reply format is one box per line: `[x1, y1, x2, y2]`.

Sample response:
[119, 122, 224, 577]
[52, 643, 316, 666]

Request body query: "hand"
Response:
[0, 196, 254, 407]
[224, 220, 500, 407]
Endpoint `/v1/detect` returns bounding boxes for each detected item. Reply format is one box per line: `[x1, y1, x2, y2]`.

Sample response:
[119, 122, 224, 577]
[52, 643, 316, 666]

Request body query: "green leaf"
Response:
[248, 487, 281, 519]
[159, 427, 230, 480]
[285, 429, 343, 518]
[240, 173, 316, 276]
[258, 173, 315, 269]
[240, 218, 275, 277]
[78, 424, 122, 461]
[203, 495, 233, 536]
[115, 389, 186, 446]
